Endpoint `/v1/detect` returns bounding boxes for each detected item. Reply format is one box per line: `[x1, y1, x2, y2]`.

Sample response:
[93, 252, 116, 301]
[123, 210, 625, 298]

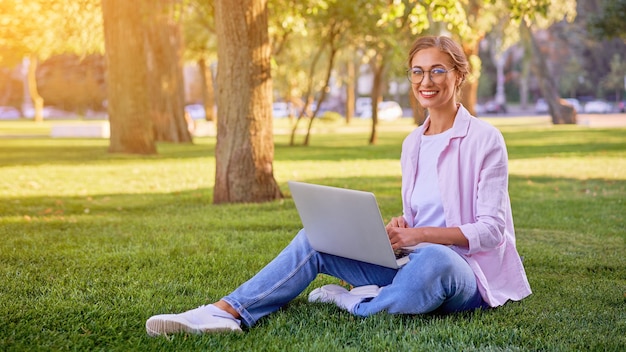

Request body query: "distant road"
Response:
[576, 113, 626, 127]
[478, 105, 626, 127]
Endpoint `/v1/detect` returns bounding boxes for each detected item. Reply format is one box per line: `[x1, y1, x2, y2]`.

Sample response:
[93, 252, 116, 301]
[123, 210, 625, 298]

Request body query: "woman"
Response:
[146, 36, 531, 336]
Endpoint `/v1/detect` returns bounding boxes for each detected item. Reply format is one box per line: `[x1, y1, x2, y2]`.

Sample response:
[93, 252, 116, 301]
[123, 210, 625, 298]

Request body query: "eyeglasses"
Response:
[406, 67, 455, 84]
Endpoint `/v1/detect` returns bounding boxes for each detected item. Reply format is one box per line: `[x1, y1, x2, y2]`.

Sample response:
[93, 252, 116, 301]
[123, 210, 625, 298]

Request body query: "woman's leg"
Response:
[353, 244, 486, 317]
[222, 229, 398, 327]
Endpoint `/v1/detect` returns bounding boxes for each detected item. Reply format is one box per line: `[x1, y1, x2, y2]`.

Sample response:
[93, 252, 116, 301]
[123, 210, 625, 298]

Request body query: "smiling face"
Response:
[409, 47, 459, 112]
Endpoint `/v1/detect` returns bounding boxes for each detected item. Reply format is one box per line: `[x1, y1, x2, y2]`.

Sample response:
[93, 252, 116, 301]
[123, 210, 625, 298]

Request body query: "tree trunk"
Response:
[494, 49, 506, 106]
[102, 0, 156, 154]
[409, 89, 426, 125]
[289, 42, 325, 146]
[146, 0, 191, 143]
[27, 55, 44, 123]
[344, 58, 355, 124]
[519, 56, 530, 110]
[213, 0, 282, 204]
[198, 58, 216, 122]
[304, 40, 338, 146]
[460, 41, 479, 116]
[522, 21, 576, 124]
[368, 52, 385, 146]
[518, 26, 535, 111]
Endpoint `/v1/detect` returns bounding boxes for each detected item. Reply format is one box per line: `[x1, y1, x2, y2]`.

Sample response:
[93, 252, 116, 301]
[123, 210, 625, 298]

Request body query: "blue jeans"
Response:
[222, 230, 487, 327]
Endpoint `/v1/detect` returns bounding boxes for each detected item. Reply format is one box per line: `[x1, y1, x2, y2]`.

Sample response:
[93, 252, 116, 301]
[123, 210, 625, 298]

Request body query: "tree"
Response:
[455, 0, 499, 116]
[480, 3, 523, 110]
[102, 0, 156, 154]
[284, 22, 331, 146]
[269, 0, 357, 146]
[355, 0, 421, 144]
[182, 0, 218, 122]
[0, 0, 103, 122]
[341, 52, 358, 123]
[103, 0, 192, 153]
[213, 0, 282, 203]
[510, 0, 578, 124]
[602, 54, 626, 102]
[559, 57, 588, 99]
[145, 0, 192, 143]
[299, 2, 350, 146]
[588, 0, 626, 41]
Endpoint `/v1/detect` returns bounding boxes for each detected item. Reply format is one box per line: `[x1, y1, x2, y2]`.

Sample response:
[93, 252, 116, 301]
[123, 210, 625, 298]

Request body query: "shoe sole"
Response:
[146, 318, 242, 336]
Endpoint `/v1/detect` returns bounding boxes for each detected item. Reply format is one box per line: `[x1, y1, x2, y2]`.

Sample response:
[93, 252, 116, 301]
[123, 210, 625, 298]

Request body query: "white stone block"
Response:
[51, 122, 110, 138]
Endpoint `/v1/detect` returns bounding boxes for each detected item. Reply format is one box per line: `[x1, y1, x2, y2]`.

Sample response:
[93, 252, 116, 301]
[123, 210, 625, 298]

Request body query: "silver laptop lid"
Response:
[288, 181, 406, 269]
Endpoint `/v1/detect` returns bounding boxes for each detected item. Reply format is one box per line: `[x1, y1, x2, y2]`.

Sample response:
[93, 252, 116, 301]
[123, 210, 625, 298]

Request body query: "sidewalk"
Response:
[576, 113, 626, 128]
[480, 104, 626, 128]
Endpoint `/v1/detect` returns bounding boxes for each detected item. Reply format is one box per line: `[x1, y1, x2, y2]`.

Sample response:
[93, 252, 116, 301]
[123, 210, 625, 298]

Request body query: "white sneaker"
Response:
[146, 304, 242, 336]
[349, 284, 382, 298]
[308, 284, 381, 313]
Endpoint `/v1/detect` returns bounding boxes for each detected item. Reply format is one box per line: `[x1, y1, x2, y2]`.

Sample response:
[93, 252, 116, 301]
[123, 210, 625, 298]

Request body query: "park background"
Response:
[1, 0, 625, 351]
[1, 0, 626, 131]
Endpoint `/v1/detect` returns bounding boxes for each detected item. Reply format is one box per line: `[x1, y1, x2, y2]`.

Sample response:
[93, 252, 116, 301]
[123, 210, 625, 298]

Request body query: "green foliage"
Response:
[0, 0, 103, 65]
[588, 0, 626, 41]
[507, 0, 550, 22]
[181, 0, 216, 61]
[558, 57, 588, 99]
[267, 0, 485, 103]
[0, 119, 625, 350]
[37, 54, 107, 112]
[0, 67, 23, 107]
[601, 54, 626, 100]
[318, 111, 343, 123]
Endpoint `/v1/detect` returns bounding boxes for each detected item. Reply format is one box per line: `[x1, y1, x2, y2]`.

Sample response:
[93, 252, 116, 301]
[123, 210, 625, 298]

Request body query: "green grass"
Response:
[1, 118, 625, 351]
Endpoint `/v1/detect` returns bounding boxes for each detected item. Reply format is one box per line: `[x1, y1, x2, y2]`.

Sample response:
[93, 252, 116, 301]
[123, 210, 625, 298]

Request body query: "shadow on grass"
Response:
[2, 173, 624, 237]
[504, 128, 626, 160]
[0, 139, 216, 167]
[1, 173, 625, 350]
[2, 127, 625, 169]
[0, 132, 407, 168]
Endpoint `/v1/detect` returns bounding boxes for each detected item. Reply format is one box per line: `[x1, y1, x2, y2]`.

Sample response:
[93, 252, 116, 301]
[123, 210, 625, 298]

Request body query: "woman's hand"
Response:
[387, 226, 421, 250]
[385, 216, 469, 249]
[386, 216, 408, 230]
[386, 216, 420, 250]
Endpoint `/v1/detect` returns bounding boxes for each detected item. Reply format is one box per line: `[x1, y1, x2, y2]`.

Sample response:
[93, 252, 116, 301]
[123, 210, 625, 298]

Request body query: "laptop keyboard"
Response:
[394, 248, 411, 259]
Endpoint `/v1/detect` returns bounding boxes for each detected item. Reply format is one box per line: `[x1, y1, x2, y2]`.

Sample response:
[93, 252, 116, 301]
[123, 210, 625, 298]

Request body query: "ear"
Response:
[456, 74, 465, 87]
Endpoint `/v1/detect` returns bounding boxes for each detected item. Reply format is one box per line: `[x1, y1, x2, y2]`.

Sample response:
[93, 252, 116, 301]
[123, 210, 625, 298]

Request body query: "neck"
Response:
[425, 103, 459, 135]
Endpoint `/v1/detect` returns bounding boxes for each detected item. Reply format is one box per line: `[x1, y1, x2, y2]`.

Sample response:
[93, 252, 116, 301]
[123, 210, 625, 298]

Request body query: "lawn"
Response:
[0, 118, 625, 351]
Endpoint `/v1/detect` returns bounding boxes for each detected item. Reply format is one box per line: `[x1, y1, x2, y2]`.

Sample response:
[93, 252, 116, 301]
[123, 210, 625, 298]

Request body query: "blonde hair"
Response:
[407, 36, 469, 90]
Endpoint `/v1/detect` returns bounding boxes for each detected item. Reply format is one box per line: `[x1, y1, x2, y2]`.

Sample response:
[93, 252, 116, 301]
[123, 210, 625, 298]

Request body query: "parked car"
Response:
[563, 98, 582, 113]
[0, 106, 21, 119]
[534, 98, 582, 114]
[185, 104, 206, 120]
[355, 97, 372, 117]
[474, 103, 486, 116]
[359, 101, 403, 120]
[534, 98, 549, 114]
[272, 102, 296, 118]
[583, 100, 613, 114]
[23, 106, 77, 119]
[483, 100, 507, 114]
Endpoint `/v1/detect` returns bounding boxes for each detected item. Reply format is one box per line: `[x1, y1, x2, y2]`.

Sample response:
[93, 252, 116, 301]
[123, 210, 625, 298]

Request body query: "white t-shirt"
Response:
[410, 130, 452, 228]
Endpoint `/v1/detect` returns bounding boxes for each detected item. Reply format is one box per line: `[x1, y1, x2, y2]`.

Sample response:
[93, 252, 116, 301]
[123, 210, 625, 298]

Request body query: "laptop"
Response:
[288, 181, 410, 269]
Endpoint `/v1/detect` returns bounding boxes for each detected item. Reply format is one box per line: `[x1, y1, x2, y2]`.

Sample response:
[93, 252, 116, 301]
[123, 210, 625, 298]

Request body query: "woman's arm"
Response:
[386, 218, 468, 250]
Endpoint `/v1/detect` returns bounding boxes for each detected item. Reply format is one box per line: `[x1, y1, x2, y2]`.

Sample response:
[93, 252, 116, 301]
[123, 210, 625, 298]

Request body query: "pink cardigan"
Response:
[400, 105, 532, 307]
